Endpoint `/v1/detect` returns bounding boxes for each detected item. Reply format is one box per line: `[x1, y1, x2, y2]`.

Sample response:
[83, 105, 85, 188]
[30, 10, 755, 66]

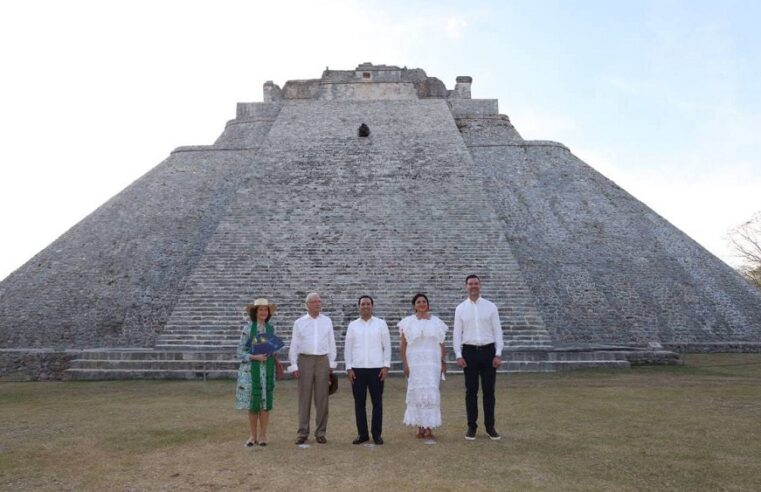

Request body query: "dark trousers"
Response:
[462, 343, 497, 430]
[351, 367, 384, 439]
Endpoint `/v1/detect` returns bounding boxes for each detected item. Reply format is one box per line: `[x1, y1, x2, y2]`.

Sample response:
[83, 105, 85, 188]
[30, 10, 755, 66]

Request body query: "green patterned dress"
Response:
[235, 322, 276, 412]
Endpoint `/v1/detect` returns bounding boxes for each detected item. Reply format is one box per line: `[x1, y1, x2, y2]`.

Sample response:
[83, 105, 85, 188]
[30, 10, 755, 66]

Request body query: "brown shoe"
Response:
[316, 436, 327, 444]
[295, 436, 308, 445]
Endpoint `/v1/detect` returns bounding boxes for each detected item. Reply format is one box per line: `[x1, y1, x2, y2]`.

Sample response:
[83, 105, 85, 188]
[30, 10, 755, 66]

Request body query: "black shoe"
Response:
[316, 436, 327, 444]
[295, 436, 308, 445]
[465, 427, 476, 441]
[486, 428, 502, 441]
[353, 436, 370, 445]
[373, 437, 384, 445]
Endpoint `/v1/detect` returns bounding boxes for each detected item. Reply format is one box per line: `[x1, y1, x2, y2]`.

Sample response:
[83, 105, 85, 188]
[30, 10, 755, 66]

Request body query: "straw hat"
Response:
[245, 298, 277, 316]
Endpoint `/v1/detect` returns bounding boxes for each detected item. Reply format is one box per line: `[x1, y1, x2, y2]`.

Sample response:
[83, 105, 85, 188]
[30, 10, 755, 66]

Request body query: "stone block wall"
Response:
[235, 102, 283, 120]
[456, 115, 523, 146]
[319, 82, 419, 101]
[161, 98, 549, 340]
[0, 150, 256, 349]
[447, 99, 499, 117]
[2, 63, 759, 363]
[0, 349, 79, 380]
[215, 103, 281, 148]
[468, 142, 761, 346]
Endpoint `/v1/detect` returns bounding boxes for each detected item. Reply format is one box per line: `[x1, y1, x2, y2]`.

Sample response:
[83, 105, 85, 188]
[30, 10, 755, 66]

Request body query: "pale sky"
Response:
[1, 0, 759, 281]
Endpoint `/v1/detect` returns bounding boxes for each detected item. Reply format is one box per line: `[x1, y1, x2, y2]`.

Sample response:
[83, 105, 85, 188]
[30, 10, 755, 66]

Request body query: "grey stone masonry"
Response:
[0, 150, 256, 349]
[467, 142, 761, 345]
[63, 348, 663, 380]
[4, 63, 758, 380]
[155, 97, 551, 355]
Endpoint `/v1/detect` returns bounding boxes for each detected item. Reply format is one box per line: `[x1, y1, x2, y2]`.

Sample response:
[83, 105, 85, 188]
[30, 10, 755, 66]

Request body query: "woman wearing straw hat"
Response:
[235, 298, 278, 447]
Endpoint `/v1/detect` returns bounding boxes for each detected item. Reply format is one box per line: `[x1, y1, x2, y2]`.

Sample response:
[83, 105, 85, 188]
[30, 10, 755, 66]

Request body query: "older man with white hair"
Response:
[289, 292, 337, 445]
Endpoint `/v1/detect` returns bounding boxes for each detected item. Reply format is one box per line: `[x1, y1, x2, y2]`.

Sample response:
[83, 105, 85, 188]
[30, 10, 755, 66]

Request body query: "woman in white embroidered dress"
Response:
[398, 293, 448, 440]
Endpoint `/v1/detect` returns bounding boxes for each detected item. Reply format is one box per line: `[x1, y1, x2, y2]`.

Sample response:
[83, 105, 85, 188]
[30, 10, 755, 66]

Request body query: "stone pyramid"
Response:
[1, 63, 759, 380]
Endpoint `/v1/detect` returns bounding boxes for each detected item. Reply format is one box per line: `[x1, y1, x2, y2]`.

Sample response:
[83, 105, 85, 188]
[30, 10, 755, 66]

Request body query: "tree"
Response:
[728, 211, 761, 289]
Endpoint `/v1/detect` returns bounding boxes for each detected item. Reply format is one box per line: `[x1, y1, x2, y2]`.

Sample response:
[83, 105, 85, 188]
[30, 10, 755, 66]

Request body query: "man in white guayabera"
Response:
[344, 295, 391, 445]
[454, 275, 504, 441]
[289, 292, 337, 445]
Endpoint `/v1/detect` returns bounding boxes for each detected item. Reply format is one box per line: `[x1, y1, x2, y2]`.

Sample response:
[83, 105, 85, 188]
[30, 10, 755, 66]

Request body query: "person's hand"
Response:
[249, 354, 267, 362]
[379, 367, 389, 381]
[492, 356, 503, 368]
[292, 370, 300, 379]
[456, 357, 467, 368]
[347, 369, 356, 384]
[403, 365, 409, 378]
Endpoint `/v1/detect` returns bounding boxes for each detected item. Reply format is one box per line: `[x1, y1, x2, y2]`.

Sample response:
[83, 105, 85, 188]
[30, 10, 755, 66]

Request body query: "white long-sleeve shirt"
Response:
[453, 297, 503, 359]
[344, 316, 391, 370]
[288, 313, 337, 371]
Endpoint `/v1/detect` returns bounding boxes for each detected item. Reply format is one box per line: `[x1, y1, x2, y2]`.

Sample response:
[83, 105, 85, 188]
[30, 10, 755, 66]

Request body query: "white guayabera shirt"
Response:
[453, 297, 504, 359]
[344, 316, 391, 370]
[288, 313, 337, 371]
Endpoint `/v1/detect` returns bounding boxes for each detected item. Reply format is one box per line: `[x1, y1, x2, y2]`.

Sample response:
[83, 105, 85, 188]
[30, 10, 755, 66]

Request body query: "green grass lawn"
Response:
[1, 354, 760, 491]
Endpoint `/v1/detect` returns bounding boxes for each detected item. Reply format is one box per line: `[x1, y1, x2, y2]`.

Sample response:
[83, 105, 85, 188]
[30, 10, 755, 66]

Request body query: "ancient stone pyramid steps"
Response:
[152, 99, 553, 352]
[468, 142, 761, 346]
[155, 301, 554, 351]
[8, 63, 761, 382]
[152, 329, 554, 351]
[64, 348, 633, 380]
[65, 97, 614, 380]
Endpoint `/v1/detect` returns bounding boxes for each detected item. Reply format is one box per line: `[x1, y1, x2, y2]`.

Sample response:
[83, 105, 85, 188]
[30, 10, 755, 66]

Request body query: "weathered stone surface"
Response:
[453, 76, 472, 99]
[0, 149, 258, 349]
[1, 63, 759, 380]
[155, 97, 549, 357]
[469, 141, 761, 347]
[0, 349, 78, 380]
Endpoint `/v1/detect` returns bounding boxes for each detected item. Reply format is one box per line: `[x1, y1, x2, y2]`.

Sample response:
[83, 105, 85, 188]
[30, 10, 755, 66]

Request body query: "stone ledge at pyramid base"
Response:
[662, 342, 761, 353]
[61, 348, 682, 380]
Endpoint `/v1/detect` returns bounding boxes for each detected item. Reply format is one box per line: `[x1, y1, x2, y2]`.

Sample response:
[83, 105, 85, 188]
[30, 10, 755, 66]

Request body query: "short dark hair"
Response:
[358, 295, 374, 306]
[465, 274, 480, 284]
[411, 293, 429, 307]
[248, 305, 272, 323]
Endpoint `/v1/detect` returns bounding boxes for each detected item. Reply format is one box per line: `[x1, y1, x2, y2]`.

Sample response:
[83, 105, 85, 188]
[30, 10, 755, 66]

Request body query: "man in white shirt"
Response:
[454, 274, 504, 441]
[289, 292, 337, 445]
[344, 295, 391, 445]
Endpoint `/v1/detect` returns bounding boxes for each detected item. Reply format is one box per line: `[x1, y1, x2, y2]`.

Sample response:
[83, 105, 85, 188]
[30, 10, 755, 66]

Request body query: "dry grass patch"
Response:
[1, 354, 760, 490]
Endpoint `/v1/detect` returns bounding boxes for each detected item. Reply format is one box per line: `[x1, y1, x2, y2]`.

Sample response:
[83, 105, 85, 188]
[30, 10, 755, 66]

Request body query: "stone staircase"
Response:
[64, 347, 635, 380]
[65, 323, 558, 379]
[65, 98, 632, 380]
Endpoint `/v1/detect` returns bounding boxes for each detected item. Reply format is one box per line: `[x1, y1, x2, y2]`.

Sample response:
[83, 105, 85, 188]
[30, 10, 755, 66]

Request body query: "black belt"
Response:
[462, 343, 495, 351]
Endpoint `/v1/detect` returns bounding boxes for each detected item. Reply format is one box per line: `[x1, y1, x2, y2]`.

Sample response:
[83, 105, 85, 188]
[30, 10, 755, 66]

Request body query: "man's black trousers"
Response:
[352, 367, 384, 439]
[462, 343, 497, 430]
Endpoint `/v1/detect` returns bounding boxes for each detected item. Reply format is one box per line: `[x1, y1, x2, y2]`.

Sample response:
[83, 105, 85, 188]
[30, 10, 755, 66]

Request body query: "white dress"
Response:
[398, 314, 448, 428]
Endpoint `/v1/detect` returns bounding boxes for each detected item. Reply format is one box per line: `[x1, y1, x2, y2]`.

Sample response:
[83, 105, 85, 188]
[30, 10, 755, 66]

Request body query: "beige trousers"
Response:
[297, 354, 330, 438]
